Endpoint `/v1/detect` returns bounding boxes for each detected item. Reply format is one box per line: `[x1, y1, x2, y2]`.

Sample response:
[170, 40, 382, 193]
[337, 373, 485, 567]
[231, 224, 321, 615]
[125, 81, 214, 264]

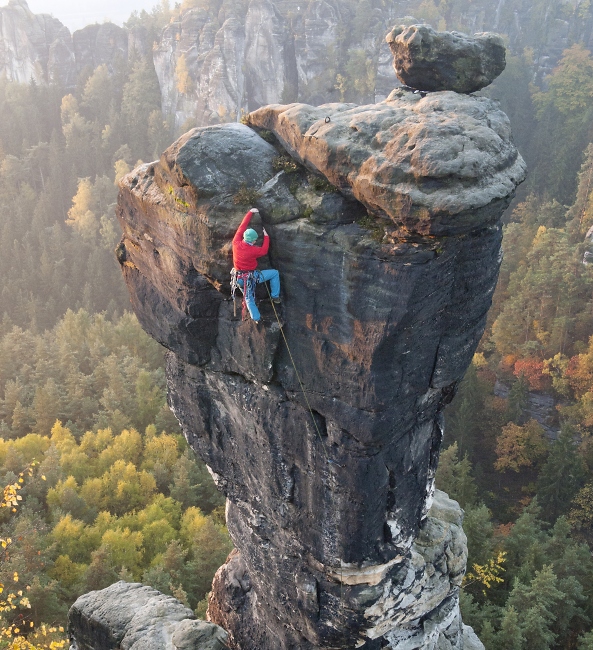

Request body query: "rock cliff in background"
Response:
[150, 0, 593, 128]
[112, 30, 526, 646]
[152, 0, 338, 129]
[1, 0, 591, 129]
[0, 0, 73, 85]
[0, 0, 130, 86]
[72, 22, 129, 74]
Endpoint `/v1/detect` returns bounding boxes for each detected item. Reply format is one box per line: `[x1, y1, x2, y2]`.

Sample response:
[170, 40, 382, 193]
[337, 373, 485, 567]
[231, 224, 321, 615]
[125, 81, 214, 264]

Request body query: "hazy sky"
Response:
[25, 0, 160, 31]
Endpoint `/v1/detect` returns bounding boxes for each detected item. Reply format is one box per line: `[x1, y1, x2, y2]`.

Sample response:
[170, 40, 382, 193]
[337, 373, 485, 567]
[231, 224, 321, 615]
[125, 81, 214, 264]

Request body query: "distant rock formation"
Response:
[0, 0, 73, 85]
[149, 0, 593, 127]
[68, 581, 229, 650]
[113, 28, 525, 647]
[152, 0, 348, 129]
[0, 0, 129, 86]
[72, 22, 128, 75]
[1, 0, 592, 128]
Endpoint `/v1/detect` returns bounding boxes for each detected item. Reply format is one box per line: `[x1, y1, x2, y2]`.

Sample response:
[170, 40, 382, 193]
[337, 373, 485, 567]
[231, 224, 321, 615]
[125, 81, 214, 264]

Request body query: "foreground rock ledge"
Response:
[67, 494, 483, 650]
[114, 86, 525, 649]
[68, 581, 228, 650]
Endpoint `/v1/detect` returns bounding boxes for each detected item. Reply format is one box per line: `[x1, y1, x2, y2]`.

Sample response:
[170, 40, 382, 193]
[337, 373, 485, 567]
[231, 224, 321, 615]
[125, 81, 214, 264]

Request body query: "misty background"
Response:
[26, 0, 158, 30]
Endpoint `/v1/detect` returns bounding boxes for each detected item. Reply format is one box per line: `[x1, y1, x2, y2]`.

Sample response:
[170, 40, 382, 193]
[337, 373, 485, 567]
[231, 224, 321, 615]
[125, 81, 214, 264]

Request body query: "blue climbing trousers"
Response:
[238, 269, 280, 322]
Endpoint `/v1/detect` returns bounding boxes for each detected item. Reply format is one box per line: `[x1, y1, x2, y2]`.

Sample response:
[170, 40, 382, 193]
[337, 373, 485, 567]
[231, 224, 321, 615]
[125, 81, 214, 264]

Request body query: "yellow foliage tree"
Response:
[495, 419, 549, 472]
[49, 556, 86, 590]
[142, 434, 179, 476]
[99, 528, 144, 578]
[0, 467, 66, 649]
[114, 159, 131, 185]
[65, 178, 98, 242]
[175, 54, 193, 95]
[464, 551, 507, 597]
[80, 460, 157, 515]
[96, 429, 142, 474]
[50, 515, 88, 563]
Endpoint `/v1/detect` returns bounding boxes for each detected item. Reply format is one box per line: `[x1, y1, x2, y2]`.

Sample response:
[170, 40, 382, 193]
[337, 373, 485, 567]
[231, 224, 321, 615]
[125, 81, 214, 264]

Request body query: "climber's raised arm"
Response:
[233, 208, 259, 245]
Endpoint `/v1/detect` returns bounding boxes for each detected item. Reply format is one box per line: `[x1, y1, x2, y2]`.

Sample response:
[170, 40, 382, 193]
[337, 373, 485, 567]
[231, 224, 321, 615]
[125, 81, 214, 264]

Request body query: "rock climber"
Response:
[232, 207, 281, 324]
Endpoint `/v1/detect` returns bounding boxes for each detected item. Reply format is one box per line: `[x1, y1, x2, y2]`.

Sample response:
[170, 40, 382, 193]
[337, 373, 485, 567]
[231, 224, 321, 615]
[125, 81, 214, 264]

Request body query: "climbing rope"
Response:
[262, 281, 332, 463]
[262, 282, 346, 609]
[231, 270, 332, 461]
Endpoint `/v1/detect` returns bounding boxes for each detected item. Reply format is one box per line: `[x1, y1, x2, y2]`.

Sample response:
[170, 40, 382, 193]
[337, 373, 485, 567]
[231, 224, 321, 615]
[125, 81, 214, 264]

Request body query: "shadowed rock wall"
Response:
[114, 66, 525, 647]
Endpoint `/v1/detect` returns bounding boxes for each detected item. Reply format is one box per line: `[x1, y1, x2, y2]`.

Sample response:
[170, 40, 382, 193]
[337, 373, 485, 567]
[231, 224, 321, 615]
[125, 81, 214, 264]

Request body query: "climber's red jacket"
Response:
[232, 210, 269, 271]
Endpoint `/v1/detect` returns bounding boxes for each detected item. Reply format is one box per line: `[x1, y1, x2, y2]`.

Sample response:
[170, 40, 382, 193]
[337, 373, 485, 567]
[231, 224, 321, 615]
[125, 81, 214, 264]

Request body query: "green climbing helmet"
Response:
[243, 228, 258, 243]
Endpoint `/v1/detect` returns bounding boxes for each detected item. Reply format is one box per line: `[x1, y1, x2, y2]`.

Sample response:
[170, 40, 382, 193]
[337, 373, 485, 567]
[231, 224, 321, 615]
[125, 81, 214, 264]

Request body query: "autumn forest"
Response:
[2, 0, 593, 648]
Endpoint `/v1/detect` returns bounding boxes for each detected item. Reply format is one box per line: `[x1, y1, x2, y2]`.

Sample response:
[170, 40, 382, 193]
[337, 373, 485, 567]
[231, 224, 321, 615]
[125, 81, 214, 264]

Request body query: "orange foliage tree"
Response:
[513, 358, 550, 391]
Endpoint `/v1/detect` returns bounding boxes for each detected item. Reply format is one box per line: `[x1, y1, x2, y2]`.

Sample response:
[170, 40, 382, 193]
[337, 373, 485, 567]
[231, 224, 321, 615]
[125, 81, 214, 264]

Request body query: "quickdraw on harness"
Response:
[230, 268, 258, 320]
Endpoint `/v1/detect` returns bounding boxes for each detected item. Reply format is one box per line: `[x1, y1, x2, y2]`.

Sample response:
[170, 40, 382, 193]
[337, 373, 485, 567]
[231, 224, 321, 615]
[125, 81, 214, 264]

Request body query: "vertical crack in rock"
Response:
[115, 36, 525, 647]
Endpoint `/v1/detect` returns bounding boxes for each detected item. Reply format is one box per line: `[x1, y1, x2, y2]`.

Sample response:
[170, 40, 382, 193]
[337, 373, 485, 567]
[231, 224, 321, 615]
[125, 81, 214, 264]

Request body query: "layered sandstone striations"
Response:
[114, 45, 525, 645]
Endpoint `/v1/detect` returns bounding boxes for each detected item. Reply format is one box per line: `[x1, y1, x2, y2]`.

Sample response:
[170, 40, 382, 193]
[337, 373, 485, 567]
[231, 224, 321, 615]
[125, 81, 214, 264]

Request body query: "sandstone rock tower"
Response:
[114, 26, 525, 650]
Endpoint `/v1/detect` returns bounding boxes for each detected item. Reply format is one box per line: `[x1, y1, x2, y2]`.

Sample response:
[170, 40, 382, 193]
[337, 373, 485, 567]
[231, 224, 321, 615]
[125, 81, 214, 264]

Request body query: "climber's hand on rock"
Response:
[263, 228, 268, 236]
[250, 207, 259, 213]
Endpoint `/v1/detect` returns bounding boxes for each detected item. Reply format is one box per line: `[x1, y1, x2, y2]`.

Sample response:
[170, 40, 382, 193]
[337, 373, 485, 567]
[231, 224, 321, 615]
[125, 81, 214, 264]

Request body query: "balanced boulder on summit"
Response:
[386, 24, 506, 93]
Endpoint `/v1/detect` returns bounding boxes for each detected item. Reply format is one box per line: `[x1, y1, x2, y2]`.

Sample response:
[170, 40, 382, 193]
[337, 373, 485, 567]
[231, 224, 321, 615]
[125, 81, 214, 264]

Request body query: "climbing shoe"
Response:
[272, 297, 282, 304]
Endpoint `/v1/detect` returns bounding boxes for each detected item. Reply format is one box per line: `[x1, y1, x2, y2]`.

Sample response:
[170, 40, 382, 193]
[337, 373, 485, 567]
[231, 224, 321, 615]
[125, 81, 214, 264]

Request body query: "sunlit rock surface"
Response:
[247, 92, 526, 235]
[0, 0, 73, 85]
[114, 69, 524, 646]
[0, 0, 130, 86]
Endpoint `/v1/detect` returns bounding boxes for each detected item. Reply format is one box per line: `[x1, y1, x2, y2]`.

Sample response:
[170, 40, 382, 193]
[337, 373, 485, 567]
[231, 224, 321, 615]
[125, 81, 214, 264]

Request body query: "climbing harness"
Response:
[231, 268, 258, 320]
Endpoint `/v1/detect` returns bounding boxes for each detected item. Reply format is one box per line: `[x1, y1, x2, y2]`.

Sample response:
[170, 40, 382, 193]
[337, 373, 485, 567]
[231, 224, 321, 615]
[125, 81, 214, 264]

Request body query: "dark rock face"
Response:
[115, 82, 524, 647]
[72, 23, 128, 75]
[386, 25, 506, 93]
[68, 581, 228, 650]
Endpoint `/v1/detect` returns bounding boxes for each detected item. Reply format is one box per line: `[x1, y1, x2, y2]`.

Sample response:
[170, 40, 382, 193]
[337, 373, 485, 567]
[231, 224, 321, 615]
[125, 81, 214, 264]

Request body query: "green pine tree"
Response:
[496, 605, 524, 650]
[536, 425, 586, 523]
